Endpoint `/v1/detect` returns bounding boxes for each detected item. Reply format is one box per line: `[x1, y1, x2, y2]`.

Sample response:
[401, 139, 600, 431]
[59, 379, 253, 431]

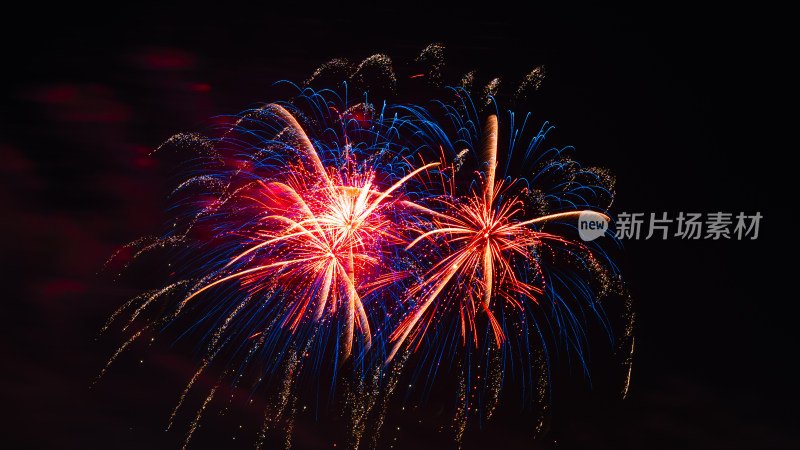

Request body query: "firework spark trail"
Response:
[454, 361, 468, 449]
[100, 293, 143, 335]
[622, 336, 634, 399]
[93, 328, 144, 385]
[345, 351, 407, 450]
[182, 386, 217, 450]
[620, 294, 635, 399]
[513, 66, 546, 101]
[116, 281, 192, 332]
[366, 349, 410, 449]
[254, 332, 317, 450]
[167, 298, 252, 430]
[101, 235, 187, 278]
[346, 368, 374, 449]
[96, 284, 200, 387]
[483, 346, 503, 421]
[532, 348, 550, 438]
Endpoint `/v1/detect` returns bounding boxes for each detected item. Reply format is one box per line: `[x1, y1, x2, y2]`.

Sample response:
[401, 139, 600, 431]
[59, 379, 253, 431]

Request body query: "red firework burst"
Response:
[178, 104, 437, 358]
[388, 115, 609, 362]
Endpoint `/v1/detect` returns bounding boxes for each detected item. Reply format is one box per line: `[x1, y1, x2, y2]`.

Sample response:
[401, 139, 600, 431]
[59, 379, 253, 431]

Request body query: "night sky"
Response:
[1, 4, 793, 449]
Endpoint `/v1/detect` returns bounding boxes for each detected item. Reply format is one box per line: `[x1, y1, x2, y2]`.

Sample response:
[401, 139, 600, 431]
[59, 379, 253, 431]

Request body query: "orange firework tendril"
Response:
[387, 115, 609, 363]
[178, 104, 438, 359]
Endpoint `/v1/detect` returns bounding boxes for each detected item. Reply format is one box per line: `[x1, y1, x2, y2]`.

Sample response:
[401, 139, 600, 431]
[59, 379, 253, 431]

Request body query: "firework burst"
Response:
[371, 82, 625, 443]
[174, 104, 437, 359]
[389, 114, 611, 361]
[100, 86, 446, 448]
[99, 45, 632, 449]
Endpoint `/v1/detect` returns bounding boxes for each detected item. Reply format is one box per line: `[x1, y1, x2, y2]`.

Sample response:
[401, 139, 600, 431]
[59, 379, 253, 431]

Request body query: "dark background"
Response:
[0, 4, 793, 449]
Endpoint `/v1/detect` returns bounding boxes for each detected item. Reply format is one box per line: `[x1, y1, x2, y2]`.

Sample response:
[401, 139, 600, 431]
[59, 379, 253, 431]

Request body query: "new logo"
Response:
[578, 211, 608, 241]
